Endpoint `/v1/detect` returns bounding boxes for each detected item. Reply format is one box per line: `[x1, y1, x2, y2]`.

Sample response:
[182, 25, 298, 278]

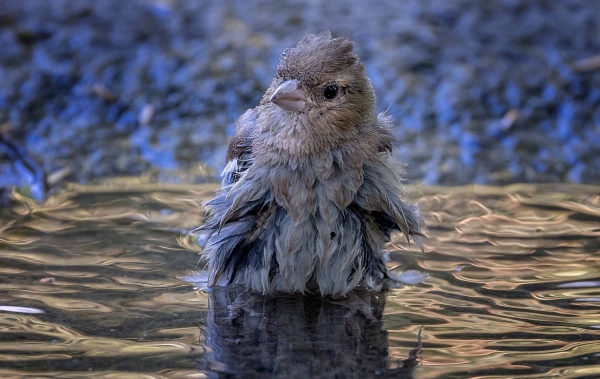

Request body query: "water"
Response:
[0, 181, 599, 378]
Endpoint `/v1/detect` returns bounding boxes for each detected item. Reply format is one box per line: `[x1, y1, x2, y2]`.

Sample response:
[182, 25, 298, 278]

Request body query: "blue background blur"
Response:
[1, 0, 599, 187]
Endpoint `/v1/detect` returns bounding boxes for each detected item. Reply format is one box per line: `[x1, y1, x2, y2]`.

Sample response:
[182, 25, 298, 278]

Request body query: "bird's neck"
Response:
[254, 109, 368, 166]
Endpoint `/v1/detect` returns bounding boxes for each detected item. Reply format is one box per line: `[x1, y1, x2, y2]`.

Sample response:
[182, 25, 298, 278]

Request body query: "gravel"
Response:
[1, 0, 599, 187]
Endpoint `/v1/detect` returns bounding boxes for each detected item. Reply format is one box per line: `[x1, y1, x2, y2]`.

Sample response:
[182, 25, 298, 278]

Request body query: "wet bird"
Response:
[198, 32, 425, 297]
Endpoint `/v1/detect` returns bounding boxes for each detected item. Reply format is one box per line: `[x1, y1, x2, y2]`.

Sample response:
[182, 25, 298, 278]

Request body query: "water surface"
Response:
[0, 182, 599, 378]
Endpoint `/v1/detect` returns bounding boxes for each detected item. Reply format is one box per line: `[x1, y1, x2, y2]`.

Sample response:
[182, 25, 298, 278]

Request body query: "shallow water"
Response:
[0, 182, 599, 378]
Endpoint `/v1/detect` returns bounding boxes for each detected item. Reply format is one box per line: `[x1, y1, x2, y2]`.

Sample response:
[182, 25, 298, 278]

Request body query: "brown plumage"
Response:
[199, 32, 425, 297]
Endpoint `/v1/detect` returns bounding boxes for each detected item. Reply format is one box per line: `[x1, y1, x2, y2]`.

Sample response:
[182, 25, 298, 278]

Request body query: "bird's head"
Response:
[262, 32, 377, 132]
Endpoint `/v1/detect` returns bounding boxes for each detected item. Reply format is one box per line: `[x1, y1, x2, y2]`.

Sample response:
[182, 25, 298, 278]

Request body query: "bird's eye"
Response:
[322, 85, 338, 100]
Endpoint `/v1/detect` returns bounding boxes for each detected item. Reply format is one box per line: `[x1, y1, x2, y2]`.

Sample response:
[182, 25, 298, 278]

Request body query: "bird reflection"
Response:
[198, 286, 421, 378]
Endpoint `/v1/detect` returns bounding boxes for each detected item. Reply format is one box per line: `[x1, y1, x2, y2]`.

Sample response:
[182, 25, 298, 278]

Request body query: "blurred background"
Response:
[1, 0, 600, 197]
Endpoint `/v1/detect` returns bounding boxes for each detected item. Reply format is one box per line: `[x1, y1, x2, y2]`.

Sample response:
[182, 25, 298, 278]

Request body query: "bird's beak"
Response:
[270, 80, 306, 112]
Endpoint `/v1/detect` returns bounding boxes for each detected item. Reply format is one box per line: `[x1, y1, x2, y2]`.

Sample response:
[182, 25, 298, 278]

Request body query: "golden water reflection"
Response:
[0, 182, 598, 378]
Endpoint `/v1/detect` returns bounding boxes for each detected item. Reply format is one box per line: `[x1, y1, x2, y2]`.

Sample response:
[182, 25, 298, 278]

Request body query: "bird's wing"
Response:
[374, 112, 396, 153]
[221, 108, 257, 186]
[367, 112, 426, 249]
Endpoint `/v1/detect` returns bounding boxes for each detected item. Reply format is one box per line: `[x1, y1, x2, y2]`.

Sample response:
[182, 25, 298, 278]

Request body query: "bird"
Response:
[198, 31, 425, 297]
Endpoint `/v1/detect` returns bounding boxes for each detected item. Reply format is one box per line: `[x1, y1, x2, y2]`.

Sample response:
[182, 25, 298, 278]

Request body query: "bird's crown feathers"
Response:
[277, 31, 359, 86]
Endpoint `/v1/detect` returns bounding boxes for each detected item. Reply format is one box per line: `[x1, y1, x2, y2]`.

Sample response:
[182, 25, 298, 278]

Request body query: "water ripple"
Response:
[0, 183, 598, 378]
